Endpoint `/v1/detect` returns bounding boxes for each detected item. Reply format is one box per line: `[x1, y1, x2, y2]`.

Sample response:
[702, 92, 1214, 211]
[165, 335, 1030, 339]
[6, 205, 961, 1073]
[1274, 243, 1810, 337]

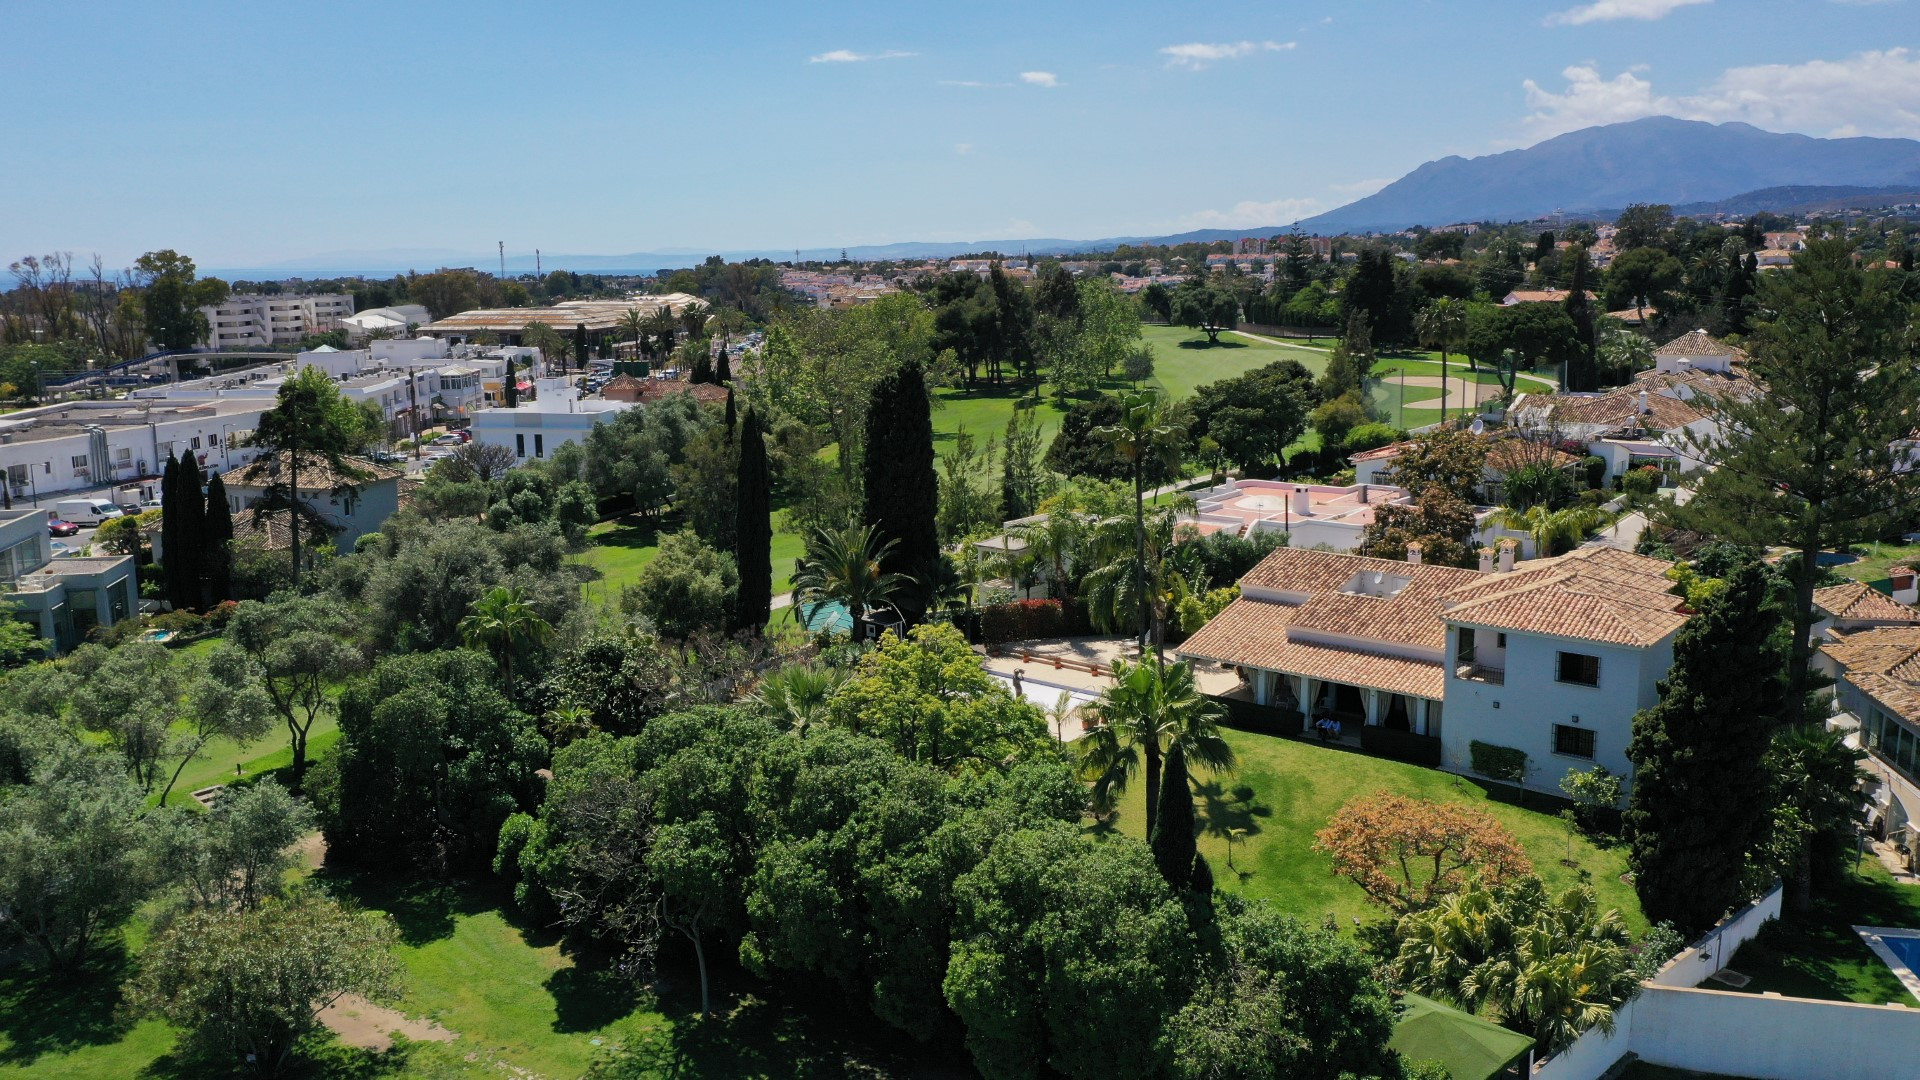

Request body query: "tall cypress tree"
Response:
[1150, 744, 1200, 894]
[160, 452, 182, 609]
[731, 406, 772, 635]
[573, 322, 589, 372]
[861, 361, 938, 622]
[1564, 247, 1598, 391]
[503, 359, 518, 408]
[716, 349, 732, 385]
[1626, 563, 1786, 937]
[204, 471, 234, 603]
[724, 387, 737, 437]
[173, 453, 207, 610]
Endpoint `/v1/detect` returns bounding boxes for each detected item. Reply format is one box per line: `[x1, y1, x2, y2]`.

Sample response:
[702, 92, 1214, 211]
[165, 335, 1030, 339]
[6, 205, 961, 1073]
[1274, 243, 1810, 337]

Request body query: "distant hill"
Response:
[1667, 184, 1920, 217]
[1295, 117, 1920, 233]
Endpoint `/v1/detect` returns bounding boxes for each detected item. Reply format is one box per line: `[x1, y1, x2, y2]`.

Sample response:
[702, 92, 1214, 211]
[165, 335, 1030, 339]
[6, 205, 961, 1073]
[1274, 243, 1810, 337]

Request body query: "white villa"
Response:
[0, 507, 139, 652]
[1508, 330, 1754, 483]
[1177, 543, 1688, 795]
[1179, 478, 1529, 555]
[1810, 576, 1920, 873]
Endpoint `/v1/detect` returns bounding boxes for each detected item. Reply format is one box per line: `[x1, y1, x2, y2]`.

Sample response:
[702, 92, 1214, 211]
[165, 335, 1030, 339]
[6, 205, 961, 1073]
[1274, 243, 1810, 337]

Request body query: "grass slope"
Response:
[1097, 727, 1645, 933]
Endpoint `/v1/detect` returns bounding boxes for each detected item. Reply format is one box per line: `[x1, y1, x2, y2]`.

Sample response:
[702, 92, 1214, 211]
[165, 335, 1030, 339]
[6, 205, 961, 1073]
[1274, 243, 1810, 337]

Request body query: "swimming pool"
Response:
[1854, 926, 1920, 1000]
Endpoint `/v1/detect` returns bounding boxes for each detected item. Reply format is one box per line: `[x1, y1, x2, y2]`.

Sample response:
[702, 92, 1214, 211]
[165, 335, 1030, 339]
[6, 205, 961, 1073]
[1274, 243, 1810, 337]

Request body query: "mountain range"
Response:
[1293, 117, 1920, 232]
[252, 118, 1920, 275]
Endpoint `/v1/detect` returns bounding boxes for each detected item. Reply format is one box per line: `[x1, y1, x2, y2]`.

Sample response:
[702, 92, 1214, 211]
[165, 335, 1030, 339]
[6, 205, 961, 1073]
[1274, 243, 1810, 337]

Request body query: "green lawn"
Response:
[155, 718, 342, 810]
[1831, 541, 1920, 594]
[1721, 859, 1920, 1007]
[1096, 727, 1645, 933]
[573, 514, 808, 608]
[1143, 324, 1329, 400]
[0, 870, 942, 1079]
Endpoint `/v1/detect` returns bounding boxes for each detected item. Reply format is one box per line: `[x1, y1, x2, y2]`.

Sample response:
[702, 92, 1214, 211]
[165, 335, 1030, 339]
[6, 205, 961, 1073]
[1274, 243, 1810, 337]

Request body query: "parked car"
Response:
[47, 517, 79, 537]
[430, 434, 463, 447]
[372, 450, 403, 464]
[451, 429, 472, 443]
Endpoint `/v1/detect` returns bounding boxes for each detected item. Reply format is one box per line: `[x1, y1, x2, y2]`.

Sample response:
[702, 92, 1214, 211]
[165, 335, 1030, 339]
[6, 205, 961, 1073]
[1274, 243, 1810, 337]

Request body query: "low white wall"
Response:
[1631, 987, 1920, 1080]
[1534, 883, 1920, 1080]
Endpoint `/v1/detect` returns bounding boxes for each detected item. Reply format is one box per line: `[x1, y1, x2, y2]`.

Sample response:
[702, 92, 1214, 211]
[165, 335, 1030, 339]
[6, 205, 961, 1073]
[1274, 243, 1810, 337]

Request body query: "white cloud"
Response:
[954, 143, 973, 156]
[1160, 40, 1296, 70]
[1177, 197, 1323, 229]
[1521, 49, 1920, 140]
[808, 49, 916, 63]
[1020, 71, 1060, 87]
[1545, 0, 1710, 26]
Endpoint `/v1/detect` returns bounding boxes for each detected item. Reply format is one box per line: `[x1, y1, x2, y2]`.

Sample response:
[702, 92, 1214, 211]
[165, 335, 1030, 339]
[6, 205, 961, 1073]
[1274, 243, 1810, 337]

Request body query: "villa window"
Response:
[534, 434, 544, 458]
[1556, 651, 1600, 687]
[516, 434, 526, 458]
[1554, 724, 1596, 759]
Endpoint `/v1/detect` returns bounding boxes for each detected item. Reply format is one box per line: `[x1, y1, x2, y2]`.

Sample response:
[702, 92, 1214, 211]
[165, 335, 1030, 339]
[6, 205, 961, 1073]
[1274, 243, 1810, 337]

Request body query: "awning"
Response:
[1388, 993, 1533, 1080]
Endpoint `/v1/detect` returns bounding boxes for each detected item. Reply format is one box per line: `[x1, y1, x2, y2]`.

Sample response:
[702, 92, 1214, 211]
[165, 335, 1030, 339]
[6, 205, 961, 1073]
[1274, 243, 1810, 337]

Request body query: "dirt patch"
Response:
[1393, 375, 1507, 405]
[294, 831, 328, 871]
[319, 994, 456, 1052]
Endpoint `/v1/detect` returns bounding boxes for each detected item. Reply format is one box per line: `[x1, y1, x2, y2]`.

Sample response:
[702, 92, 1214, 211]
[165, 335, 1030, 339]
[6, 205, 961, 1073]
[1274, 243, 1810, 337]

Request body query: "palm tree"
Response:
[1093, 390, 1185, 659]
[677, 300, 710, 339]
[643, 308, 679, 363]
[913, 554, 971, 622]
[1766, 724, 1870, 909]
[751, 663, 845, 736]
[790, 523, 909, 635]
[1009, 510, 1091, 603]
[618, 308, 648, 361]
[1493, 504, 1607, 558]
[1416, 297, 1469, 422]
[1077, 658, 1233, 836]
[1080, 508, 1192, 648]
[1597, 322, 1654, 383]
[522, 321, 569, 374]
[458, 586, 553, 696]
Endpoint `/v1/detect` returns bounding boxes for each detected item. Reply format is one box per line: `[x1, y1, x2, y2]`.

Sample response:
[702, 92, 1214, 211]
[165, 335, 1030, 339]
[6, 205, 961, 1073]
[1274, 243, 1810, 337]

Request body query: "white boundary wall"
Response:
[1534, 884, 1920, 1080]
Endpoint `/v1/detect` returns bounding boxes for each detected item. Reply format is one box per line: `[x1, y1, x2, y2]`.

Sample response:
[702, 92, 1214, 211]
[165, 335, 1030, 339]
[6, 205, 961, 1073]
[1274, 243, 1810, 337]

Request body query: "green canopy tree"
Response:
[791, 523, 909, 632]
[248, 365, 372, 586]
[1667, 240, 1920, 692]
[134, 250, 227, 351]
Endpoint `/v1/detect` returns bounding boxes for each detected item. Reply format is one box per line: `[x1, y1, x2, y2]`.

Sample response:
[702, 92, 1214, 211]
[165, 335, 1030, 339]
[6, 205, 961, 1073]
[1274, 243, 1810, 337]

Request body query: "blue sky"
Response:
[3, 0, 1915, 266]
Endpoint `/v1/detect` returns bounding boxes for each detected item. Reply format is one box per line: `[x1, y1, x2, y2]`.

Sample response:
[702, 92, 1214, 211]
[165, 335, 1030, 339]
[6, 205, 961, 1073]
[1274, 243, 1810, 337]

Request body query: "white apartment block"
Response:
[200, 293, 356, 349]
[0, 399, 271, 503]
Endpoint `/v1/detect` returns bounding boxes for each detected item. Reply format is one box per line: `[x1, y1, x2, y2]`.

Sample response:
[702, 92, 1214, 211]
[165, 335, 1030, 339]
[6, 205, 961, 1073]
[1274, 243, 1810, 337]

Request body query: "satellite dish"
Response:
[1468, 419, 1487, 436]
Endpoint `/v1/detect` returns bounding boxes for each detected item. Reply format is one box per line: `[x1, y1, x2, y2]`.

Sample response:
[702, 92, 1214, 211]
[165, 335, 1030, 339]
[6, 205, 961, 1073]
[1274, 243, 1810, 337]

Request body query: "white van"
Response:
[54, 498, 124, 526]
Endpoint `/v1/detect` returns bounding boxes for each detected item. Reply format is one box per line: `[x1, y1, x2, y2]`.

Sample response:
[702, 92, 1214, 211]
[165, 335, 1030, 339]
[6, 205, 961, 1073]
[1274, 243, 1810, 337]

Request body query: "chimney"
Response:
[1358, 483, 1370, 504]
[1478, 547, 1495, 573]
[1497, 538, 1517, 573]
[1292, 485, 1311, 518]
[1893, 566, 1918, 606]
[1638, 390, 1650, 416]
[1406, 542, 1423, 566]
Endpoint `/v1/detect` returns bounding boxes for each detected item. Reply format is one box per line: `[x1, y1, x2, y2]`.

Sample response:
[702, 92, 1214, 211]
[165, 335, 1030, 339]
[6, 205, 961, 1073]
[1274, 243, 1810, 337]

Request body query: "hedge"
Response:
[980, 599, 1069, 645]
[1468, 740, 1528, 784]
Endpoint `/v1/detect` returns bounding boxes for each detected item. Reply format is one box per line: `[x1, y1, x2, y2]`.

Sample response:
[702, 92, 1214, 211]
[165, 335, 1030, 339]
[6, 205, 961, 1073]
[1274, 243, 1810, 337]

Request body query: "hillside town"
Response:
[7, 6, 1920, 1080]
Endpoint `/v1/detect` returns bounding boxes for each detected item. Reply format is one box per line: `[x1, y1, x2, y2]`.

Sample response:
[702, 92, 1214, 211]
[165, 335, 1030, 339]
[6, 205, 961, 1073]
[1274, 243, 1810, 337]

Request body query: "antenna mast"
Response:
[536, 249, 542, 275]
[498, 241, 505, 278]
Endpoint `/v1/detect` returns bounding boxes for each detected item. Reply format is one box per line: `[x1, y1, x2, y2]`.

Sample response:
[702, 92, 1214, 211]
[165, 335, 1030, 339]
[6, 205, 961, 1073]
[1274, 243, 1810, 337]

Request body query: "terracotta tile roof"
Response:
[1439, 547, 1687, 647]
[1484, 440, 1579, 472]
[225, 451, 400, 492]
[1350, 441, 1413, 463]
[1177, 597, 1446, 698]
[1655, 329, 1744, 358]
[622, 379, 729, 405]
[1814, 581, 1920, 626]
[1523, 385, 1709, 431]
[1822, 627, 1920, 722]
[1240, 547, 1482, 649]
[1504, 288, 1597, 304]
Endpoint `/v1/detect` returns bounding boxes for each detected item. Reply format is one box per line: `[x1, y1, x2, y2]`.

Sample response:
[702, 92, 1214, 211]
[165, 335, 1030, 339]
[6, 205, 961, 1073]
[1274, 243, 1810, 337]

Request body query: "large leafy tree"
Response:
[944, 823, 1196, 1080]
[621, 530, 738, 641]
[1170, 282, 1240, 345]
[1761, 724, 1870, 911]
[1358, 483, 1479, 568]
[1668, 240, 1920, 692]
[66, 640, 184, 790]
[825, 623, 1049, 771]
[1625, 563, 1786, 936]
[0, 750, 161, 971]
[310, 648, 546, 871]
[1313, 792, 1532, 914]
[1168, 900, 1397, 1080]
[134, 249, 227, 351]
[248, 365, 373, 585]
[133, 892, 401, 1078]
[225, 594, 365, 790]
[861, 361, 938, 621]
[1186, 359, 1316, 476]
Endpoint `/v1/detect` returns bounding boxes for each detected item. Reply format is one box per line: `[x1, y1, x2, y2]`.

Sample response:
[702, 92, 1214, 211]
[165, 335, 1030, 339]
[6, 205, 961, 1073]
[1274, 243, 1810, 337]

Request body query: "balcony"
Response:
[1454, 649, 1506, 685]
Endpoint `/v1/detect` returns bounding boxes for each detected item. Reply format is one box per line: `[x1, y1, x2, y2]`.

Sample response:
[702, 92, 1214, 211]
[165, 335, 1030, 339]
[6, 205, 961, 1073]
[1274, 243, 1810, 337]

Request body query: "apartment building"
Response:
[0, 399, 269, 502]
[1178, 544, 1687, 795]
[0, 507, 139, 652]
[200, 293, 356, 348]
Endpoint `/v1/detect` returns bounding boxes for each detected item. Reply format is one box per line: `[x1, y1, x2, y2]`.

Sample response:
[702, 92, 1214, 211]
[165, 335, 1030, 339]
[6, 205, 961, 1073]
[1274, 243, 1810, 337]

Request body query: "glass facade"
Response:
[1863, 703, 1920, 782]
